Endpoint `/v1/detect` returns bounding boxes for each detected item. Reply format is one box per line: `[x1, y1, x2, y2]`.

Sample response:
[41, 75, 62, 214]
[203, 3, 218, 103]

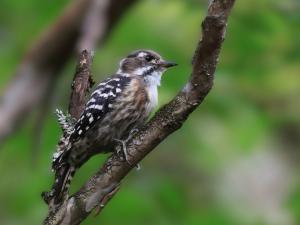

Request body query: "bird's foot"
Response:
[114, 128, 141, 169]
[114, 138, 131, 164]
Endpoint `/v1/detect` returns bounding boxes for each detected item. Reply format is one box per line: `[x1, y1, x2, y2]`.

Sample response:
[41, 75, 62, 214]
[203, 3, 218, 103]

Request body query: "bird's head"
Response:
[117, 50, 177, 81]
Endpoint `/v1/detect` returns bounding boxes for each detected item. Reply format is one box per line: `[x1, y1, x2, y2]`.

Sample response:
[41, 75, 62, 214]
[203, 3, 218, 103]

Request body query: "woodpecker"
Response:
[44, 50, 177, 204]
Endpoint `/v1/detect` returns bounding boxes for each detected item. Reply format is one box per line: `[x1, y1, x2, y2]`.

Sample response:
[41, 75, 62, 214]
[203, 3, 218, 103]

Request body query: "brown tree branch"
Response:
[44, 0, 235, 224]
[0, 0, 137, 146]
[69, 50, 94, 120]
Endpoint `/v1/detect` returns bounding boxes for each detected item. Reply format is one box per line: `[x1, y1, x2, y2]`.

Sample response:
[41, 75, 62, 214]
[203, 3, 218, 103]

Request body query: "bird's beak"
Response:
[160, 60, 178, 68]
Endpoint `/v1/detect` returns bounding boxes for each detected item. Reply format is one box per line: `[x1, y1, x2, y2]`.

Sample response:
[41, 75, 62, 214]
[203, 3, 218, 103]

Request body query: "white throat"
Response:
[144, 71, 162, 87]
[140, 68, 163, 115]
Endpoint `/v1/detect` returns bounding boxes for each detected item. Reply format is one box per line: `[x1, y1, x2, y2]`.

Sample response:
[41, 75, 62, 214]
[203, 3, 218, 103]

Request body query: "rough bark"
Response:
[0, 0, 137, 145]
[43, 0, 235, 224]
[69, 50, 94, 120]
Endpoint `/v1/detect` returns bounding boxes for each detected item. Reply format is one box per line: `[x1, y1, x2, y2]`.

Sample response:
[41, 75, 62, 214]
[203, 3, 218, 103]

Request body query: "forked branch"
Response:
[44, 0, 235, 224]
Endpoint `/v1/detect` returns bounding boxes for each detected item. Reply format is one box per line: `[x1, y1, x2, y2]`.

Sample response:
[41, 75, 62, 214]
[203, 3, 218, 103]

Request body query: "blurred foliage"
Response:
[0, 0, 300, 224]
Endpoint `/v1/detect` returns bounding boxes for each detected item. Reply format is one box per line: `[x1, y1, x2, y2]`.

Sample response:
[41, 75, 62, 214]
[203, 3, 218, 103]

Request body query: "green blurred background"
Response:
[0, 0, 300, 224]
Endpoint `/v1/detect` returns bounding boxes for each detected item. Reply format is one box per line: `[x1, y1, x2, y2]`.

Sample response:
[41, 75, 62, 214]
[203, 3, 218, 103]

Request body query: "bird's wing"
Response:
[70, 74, 131, 141]
[49, 75, 131, 200]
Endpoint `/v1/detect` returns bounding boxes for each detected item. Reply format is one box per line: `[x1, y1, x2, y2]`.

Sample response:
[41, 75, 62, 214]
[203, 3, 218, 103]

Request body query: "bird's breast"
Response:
[145, 84, 158, 115]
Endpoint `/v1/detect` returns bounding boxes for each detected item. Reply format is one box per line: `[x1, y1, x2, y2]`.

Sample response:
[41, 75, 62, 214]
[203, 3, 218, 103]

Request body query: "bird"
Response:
[43, 49, 177, 205]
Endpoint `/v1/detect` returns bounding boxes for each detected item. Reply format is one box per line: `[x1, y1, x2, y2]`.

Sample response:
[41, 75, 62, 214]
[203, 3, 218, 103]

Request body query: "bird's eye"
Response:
[145, 55, 154, 62]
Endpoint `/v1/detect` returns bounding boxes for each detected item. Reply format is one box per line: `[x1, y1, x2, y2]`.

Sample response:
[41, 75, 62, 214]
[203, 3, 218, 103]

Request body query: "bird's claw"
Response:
[114, 131, 141, 170]
[114, 138, 131, 164]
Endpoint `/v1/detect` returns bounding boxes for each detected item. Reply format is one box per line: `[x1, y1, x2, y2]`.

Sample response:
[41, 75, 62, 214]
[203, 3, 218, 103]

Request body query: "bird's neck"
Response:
[117, 66, 161, 113]
[142, 69, 161, 113]
[118, 66, 162, 87]
[143, 71, 162, 87]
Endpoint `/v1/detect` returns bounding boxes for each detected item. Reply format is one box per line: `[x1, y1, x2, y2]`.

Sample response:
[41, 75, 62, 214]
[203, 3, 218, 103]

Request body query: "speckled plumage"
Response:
[47, 50, 177, 203]
[66, 75, 151, 166]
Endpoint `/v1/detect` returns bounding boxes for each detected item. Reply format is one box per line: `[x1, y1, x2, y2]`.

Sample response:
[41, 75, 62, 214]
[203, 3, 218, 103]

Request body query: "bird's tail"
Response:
[52, 164, 76, 204]
[42, 134, 75, 205]
[42, 109, 77, 205]
[42, 160, 76, 205]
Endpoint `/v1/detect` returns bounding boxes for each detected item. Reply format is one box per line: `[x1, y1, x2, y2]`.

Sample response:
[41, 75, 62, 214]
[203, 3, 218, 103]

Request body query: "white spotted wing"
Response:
[70, 74, 131, 141]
